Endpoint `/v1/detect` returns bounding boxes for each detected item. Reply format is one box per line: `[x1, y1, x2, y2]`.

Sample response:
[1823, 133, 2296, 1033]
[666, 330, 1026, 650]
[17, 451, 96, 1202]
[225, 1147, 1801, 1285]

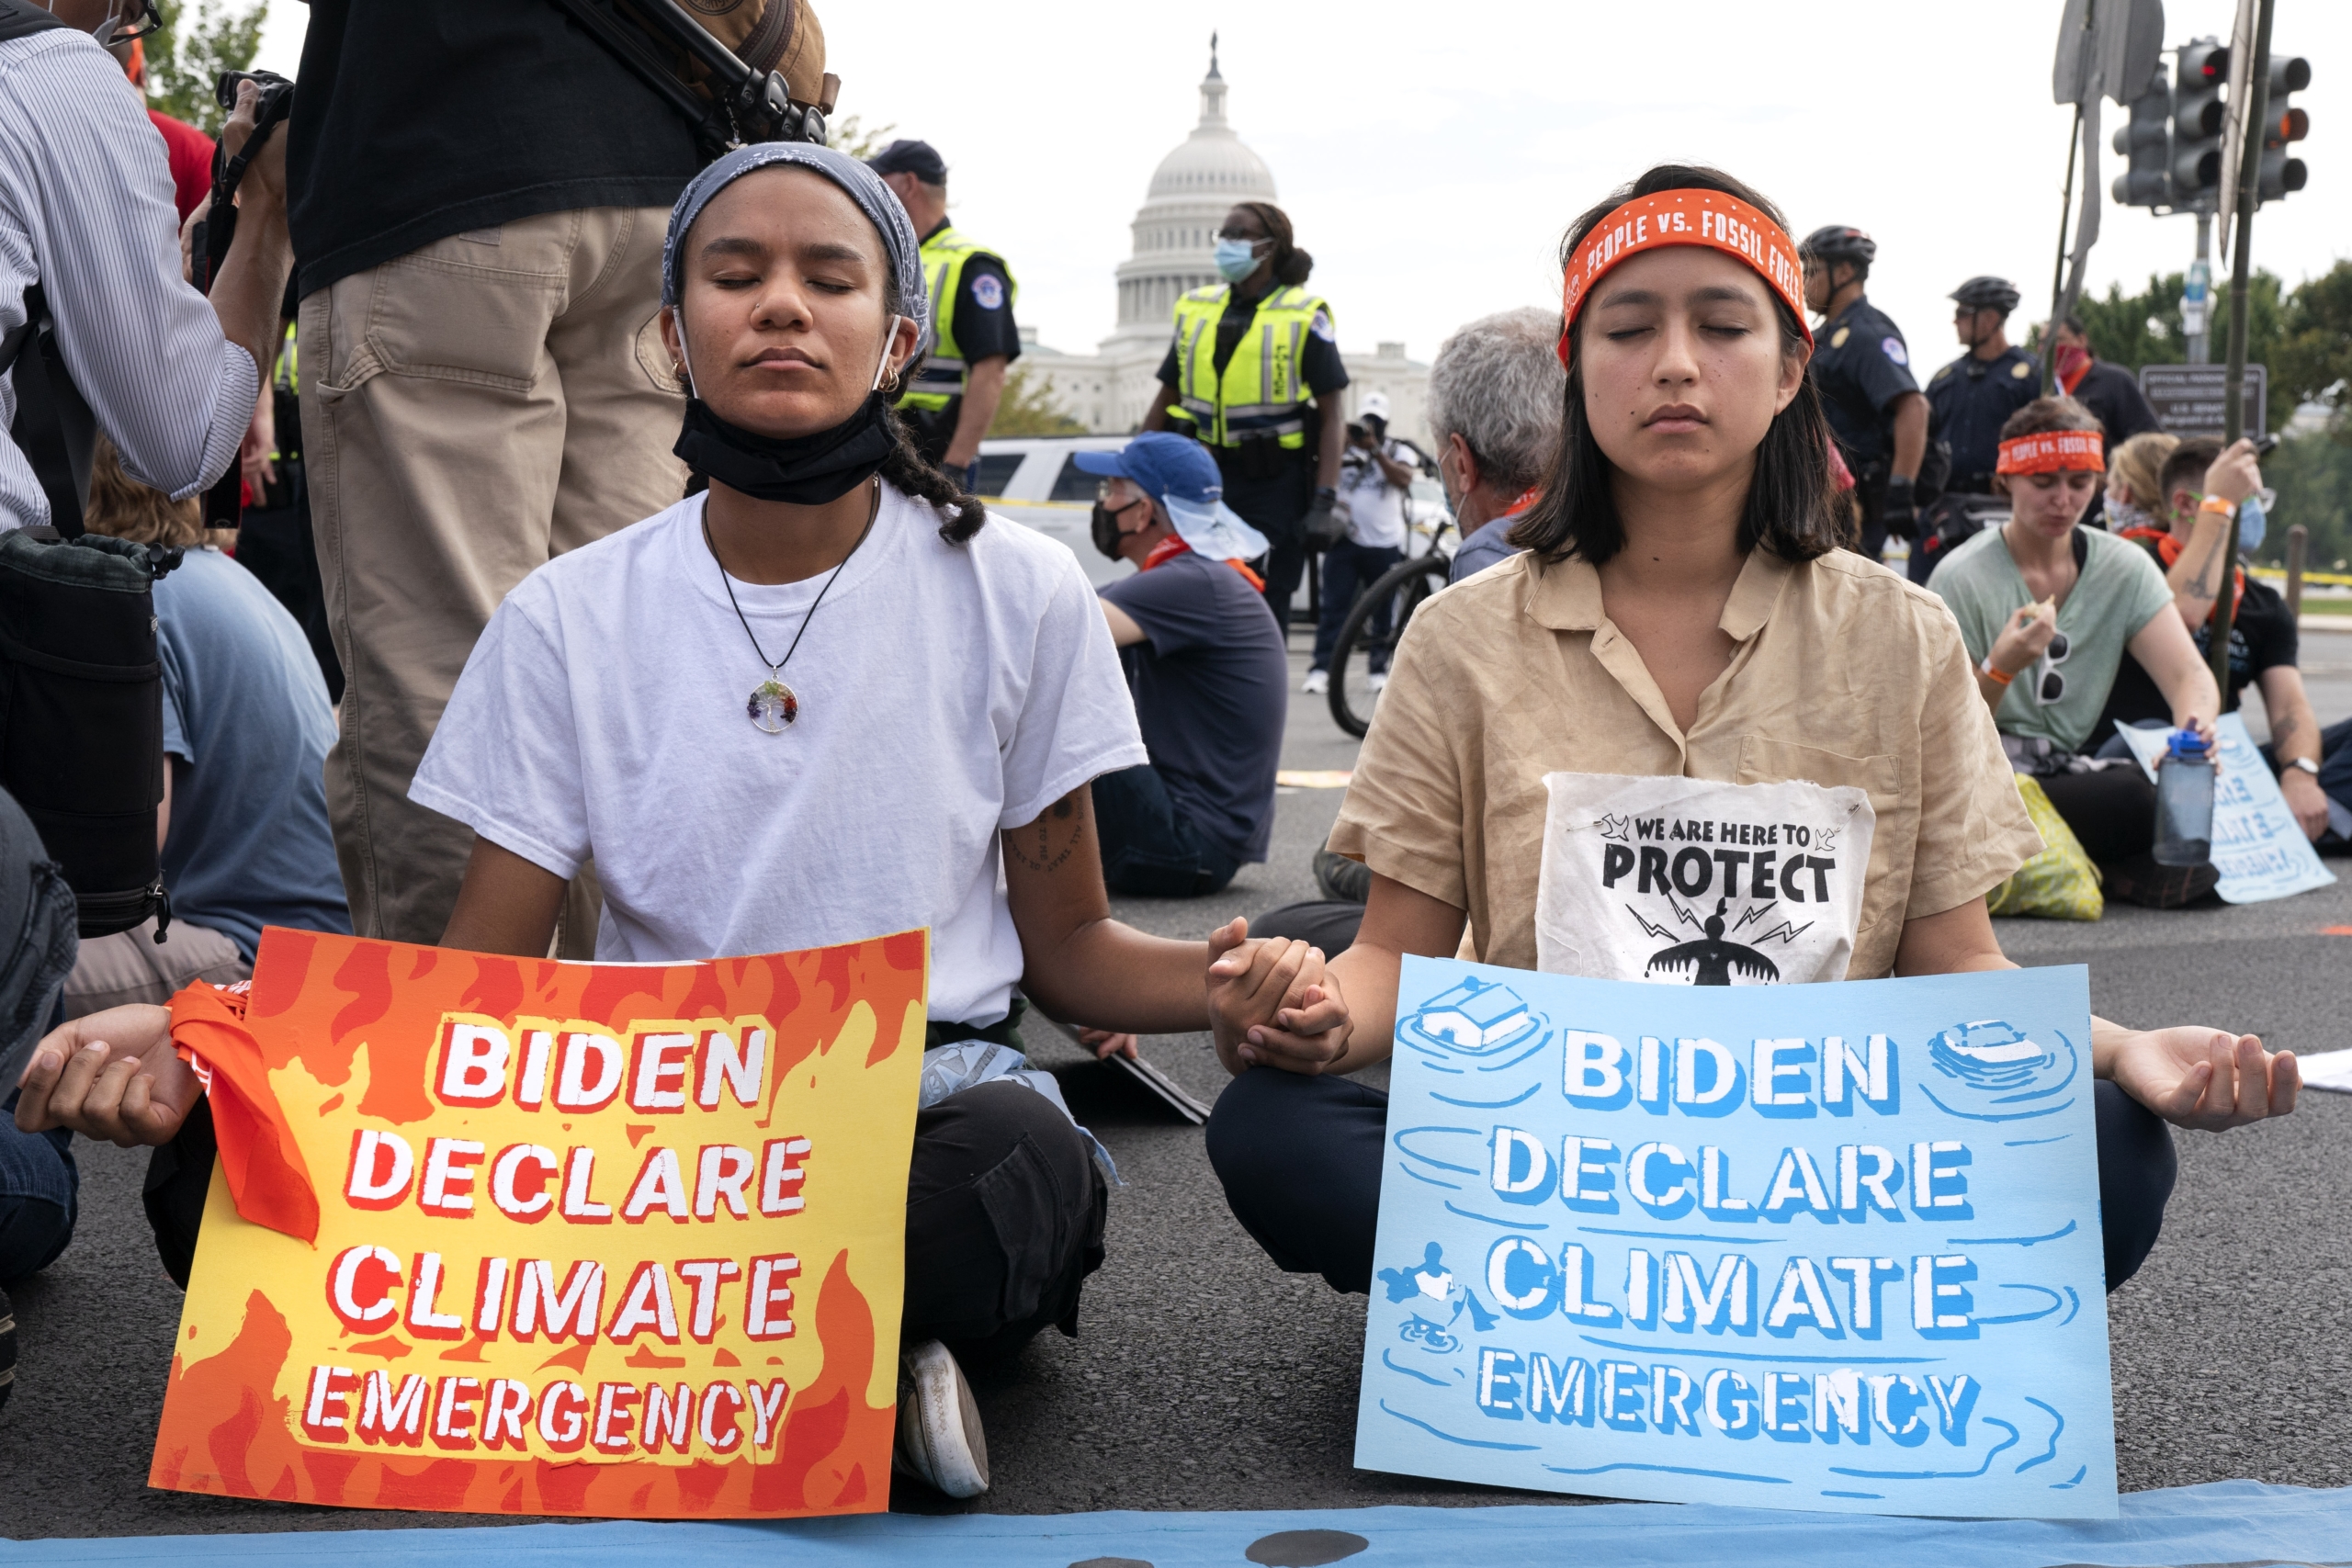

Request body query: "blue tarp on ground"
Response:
[6, 1481, 2349, 1564]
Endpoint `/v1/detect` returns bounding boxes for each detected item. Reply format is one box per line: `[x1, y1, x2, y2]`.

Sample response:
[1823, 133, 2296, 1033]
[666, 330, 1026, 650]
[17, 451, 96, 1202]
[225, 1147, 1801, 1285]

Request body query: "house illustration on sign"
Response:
[1407, 977, 1543, 1056]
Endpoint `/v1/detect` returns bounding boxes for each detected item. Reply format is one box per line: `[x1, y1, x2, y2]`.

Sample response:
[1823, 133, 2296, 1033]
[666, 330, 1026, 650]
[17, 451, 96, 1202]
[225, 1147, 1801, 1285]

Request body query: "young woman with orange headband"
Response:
[1928, 398, 2222, 908]
[1203, 165, 2298, 1304]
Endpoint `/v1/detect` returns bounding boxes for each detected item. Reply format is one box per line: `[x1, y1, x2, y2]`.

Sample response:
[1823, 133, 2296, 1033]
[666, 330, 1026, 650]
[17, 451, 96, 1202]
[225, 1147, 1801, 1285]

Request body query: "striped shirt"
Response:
[0, 27, 256, 529]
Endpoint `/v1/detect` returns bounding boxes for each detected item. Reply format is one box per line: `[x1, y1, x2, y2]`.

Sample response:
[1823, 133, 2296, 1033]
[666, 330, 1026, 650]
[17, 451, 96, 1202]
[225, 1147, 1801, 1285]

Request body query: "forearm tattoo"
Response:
[1005, 791, 1087, 875]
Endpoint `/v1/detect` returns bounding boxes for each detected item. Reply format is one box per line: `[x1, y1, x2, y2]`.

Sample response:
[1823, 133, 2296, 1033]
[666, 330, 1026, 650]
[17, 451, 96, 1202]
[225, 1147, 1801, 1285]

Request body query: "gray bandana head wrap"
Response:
[661, 141, 932, 360]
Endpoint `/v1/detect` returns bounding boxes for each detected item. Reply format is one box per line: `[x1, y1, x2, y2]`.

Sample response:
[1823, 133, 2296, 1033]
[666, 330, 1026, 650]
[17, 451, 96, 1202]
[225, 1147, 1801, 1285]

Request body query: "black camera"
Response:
[213, 68, 297, 134]
[190, 70, 297, 296]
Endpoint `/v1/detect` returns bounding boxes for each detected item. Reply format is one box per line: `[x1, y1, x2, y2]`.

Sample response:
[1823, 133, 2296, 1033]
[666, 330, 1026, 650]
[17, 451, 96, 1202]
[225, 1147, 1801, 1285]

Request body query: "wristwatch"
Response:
[2290, 756, 2321, 776]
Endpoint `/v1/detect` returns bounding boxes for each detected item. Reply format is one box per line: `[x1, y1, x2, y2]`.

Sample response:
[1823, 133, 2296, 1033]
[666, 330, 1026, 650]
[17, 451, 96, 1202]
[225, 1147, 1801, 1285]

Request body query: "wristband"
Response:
[1979, 656, 2014, 687]
[2199, 496, 2237, 516]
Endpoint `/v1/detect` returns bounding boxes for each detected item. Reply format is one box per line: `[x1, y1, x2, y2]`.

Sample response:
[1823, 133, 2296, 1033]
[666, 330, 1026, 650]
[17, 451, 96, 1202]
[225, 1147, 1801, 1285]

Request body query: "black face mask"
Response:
[1089, 499, 1158, 559]
[674, 391, 897, 505]
[1090, 502, 1125, 560]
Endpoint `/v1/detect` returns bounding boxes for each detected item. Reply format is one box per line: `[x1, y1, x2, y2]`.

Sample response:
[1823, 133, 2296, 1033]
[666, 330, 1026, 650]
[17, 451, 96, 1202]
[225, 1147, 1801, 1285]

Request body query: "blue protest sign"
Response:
[1353, 959, 2117, 1519]
[2115, 714, 2335, 904]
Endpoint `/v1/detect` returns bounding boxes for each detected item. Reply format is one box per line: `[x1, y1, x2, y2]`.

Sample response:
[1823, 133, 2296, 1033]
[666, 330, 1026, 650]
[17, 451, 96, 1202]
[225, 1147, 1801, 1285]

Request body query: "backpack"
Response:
[0, 528, 177, 939]
[546, 0, 837, 160]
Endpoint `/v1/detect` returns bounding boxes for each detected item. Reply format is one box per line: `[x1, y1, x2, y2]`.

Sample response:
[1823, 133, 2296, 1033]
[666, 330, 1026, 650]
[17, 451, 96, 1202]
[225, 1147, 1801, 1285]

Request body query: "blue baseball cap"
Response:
[1072, 434, 1271, 561]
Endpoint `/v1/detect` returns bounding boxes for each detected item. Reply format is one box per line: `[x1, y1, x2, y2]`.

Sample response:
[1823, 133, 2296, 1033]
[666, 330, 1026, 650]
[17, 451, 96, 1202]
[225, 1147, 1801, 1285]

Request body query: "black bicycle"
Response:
[1326, 516, 1455, 739]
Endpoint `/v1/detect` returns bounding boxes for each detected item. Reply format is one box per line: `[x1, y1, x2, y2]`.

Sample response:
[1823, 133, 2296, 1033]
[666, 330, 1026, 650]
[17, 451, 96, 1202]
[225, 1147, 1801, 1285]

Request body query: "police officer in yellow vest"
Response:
[1144, 200, 1347, 634]
[868, 140, 1021, 487]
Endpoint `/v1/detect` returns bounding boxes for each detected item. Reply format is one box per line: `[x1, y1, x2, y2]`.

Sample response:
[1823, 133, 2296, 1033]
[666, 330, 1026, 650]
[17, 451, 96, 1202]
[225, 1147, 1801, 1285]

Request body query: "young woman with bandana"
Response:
[1202, 164, 2298, 1311]
[1928, 400, 2225, 908]
[15, 143, 1341, 1501]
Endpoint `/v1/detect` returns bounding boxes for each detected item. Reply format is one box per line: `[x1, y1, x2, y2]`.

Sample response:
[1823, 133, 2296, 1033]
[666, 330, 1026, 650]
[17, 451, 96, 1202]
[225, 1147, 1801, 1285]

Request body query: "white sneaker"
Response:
[1366, 671, 1388, 692]
[894, 1339, 989, 1497]
[1301, 669, 1329, 694]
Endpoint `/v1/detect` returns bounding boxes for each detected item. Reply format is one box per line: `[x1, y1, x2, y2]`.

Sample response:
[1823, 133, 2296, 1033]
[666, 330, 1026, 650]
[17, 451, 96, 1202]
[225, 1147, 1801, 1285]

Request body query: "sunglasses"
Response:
[2029, 630, 2072, 706]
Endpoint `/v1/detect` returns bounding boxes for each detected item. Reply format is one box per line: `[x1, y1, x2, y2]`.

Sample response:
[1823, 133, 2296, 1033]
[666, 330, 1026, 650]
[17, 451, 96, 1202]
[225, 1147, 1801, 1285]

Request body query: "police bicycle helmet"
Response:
[1799, 225, 1876, 272]
[1950, 276, 2022, 315]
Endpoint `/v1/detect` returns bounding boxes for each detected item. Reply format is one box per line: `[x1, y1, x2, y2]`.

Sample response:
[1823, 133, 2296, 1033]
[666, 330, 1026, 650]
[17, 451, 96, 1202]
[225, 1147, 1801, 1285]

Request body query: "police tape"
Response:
[2250, 566, 2352, 588]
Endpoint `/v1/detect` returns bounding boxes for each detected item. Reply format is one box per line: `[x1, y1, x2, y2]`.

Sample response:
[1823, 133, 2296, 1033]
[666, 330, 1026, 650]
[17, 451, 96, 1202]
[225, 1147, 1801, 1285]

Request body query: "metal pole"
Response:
[2045, 105, 2083, 396]
[2210, 0, 2277, 702]
[2185, 211, 2212, 364]
[2286, 524, 2308, 619]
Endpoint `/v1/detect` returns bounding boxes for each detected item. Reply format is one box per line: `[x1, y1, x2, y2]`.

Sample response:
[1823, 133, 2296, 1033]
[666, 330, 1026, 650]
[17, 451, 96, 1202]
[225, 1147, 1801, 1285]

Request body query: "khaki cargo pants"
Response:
[299, 206, 685, 951]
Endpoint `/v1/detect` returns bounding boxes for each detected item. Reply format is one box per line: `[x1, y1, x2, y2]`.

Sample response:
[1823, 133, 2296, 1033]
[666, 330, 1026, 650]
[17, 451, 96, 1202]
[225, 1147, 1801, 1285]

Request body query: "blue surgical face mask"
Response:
[1214, 237, 1262, 283]
[2237, 492, 2267, 554]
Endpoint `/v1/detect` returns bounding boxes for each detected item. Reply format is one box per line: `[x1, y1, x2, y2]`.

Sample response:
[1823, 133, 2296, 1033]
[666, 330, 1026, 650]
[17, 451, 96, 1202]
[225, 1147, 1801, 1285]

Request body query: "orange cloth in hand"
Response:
[168, 980, 321, 1245]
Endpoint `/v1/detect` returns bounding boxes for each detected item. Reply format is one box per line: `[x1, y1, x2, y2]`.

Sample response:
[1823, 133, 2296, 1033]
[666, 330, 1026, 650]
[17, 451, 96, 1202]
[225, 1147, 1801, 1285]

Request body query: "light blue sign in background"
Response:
[1353, 959, 2118, 1519]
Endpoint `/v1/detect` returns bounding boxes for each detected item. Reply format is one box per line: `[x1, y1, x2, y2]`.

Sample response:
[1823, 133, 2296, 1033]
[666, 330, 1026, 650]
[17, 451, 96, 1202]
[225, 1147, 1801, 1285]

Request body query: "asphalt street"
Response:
[3, 616, 2347, 1540]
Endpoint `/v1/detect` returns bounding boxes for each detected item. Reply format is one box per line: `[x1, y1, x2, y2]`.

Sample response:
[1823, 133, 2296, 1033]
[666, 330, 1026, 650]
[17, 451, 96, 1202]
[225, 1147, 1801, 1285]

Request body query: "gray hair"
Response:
[1426, 307, 1565, 494]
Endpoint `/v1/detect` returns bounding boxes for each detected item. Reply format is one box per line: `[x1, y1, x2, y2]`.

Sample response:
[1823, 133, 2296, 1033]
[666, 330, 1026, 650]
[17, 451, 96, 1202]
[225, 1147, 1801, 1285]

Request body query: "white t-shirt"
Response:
[411, 485, 1147, 1026]
[1338, 439, 1412, 549]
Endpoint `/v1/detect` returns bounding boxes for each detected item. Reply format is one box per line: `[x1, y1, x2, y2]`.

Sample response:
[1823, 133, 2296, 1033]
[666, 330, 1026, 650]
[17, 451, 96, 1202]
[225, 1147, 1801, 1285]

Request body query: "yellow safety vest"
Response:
[901, 224, 1017, 415]
[1165, 284, 1332, 449]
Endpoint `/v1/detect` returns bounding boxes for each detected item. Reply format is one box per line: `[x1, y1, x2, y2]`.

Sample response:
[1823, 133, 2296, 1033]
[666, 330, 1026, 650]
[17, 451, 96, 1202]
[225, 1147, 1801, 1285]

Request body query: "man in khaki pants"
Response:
[288, 4, 705, 950]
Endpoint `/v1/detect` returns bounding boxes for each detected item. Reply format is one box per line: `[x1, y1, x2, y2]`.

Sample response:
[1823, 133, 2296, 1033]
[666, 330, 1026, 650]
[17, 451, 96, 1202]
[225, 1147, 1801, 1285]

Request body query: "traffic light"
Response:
[2171, 37, 2229, 205]
[2111, 64, 2174, 207]
[2256, 54, 2311, 204]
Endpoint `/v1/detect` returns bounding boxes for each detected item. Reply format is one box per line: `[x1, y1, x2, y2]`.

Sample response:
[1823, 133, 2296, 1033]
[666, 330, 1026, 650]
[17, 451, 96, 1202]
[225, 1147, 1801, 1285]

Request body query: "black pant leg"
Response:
[2038, 767, 2160, 865]
[901, 1080, 1107, 1360]
[1248, 900, 1364, 955]
[1204, 1068, 1387, 1293]
[2094, 1078, 2177, 1292]
[142, 1095, 217, 1290]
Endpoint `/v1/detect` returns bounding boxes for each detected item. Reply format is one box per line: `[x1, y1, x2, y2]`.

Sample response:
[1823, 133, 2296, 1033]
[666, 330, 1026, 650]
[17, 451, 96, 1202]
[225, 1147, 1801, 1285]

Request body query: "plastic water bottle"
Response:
[2152, 730, 2215, 867]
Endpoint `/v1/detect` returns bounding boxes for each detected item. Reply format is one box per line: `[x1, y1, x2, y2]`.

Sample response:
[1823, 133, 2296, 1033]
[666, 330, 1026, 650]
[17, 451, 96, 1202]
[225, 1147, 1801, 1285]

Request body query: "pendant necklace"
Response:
[703, 479, 881, 733]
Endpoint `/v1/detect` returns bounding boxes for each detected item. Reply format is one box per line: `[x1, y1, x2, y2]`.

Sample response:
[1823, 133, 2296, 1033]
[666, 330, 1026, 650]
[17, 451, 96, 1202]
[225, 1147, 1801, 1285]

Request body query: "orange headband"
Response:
[1996, 430, 2105, 475]
[1556, 189, 1813, 369]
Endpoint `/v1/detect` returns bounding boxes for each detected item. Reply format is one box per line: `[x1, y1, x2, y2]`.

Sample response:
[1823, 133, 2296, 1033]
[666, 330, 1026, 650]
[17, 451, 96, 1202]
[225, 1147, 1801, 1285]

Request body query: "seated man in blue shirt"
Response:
[1077, 435, 1288, 897]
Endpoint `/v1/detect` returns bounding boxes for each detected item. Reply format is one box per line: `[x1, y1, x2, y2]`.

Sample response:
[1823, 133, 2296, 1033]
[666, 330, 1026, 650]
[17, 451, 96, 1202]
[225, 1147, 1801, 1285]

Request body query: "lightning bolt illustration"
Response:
[1755, 919, 1815, 946]
[1623, 905, 1677, 941]
[1668, 895, 1705, 931]
[1732, 901, 1777, 933]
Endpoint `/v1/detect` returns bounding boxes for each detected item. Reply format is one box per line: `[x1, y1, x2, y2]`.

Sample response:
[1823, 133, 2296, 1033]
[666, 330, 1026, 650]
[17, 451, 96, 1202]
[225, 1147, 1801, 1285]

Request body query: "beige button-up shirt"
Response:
[1329, 547, 2042, 979]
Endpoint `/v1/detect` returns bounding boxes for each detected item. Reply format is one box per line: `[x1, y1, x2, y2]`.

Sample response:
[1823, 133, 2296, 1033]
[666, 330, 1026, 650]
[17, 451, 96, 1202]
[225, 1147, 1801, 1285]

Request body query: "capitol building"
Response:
[1015, 45, 1430, 446]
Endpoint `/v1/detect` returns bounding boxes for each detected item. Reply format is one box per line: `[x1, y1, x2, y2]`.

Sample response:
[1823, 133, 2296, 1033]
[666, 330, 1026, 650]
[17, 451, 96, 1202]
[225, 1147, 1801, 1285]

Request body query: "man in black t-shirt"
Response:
[1073, 436, 1287, 897]
[2097, 438, 2344, 842]
[287, 3, 828, 951]
[1800, 225, 1928, 561]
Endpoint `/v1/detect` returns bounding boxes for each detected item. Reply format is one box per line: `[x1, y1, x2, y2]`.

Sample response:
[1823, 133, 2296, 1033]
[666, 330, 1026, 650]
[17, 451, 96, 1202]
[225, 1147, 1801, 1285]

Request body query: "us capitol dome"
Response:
[1021, 40, 1428, 442]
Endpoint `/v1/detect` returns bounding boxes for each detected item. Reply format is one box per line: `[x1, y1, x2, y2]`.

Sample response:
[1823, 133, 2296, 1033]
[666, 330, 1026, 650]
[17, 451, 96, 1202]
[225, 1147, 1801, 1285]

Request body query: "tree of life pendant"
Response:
[748, 675, 797, 733]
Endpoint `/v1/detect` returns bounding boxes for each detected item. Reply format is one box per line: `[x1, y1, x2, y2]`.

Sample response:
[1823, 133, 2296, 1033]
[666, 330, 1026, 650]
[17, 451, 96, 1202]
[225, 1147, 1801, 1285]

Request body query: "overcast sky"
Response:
[255, 1, 2348, 375]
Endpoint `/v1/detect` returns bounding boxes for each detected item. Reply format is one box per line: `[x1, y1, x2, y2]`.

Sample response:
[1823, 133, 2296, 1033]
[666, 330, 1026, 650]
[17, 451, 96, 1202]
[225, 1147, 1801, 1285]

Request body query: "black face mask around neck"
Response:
[674, 391, 898, 505]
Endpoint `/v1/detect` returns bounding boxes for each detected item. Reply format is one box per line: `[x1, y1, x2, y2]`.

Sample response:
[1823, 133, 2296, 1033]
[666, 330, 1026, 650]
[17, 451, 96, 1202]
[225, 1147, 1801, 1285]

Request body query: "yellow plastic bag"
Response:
[1986, 773, 2104, 920]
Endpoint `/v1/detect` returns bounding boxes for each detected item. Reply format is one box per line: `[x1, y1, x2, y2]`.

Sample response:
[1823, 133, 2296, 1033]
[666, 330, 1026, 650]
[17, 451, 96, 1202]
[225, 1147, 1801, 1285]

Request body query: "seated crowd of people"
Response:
[0, 14, 2330, 1499]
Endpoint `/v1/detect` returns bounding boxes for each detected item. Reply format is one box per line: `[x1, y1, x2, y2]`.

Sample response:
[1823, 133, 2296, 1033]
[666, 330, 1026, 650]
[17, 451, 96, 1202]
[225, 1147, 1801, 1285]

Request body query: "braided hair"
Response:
[877, 394, 986, 543]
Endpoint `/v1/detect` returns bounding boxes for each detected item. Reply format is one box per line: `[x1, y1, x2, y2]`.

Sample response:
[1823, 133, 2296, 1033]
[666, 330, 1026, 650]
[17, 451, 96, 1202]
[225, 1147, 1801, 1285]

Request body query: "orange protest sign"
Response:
[149, 927, 926, 1518]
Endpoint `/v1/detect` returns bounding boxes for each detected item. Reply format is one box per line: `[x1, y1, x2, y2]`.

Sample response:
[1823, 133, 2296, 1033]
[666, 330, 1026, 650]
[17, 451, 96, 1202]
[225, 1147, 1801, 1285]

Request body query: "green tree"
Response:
[2273, 259, 2352, 431]
[825, 114, 897, 161]
[987, 367, 1085, 437]
[2265, 433, 2352, 571]
[142, 0, 269, 136]
[2030, 271, 2293, 434]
